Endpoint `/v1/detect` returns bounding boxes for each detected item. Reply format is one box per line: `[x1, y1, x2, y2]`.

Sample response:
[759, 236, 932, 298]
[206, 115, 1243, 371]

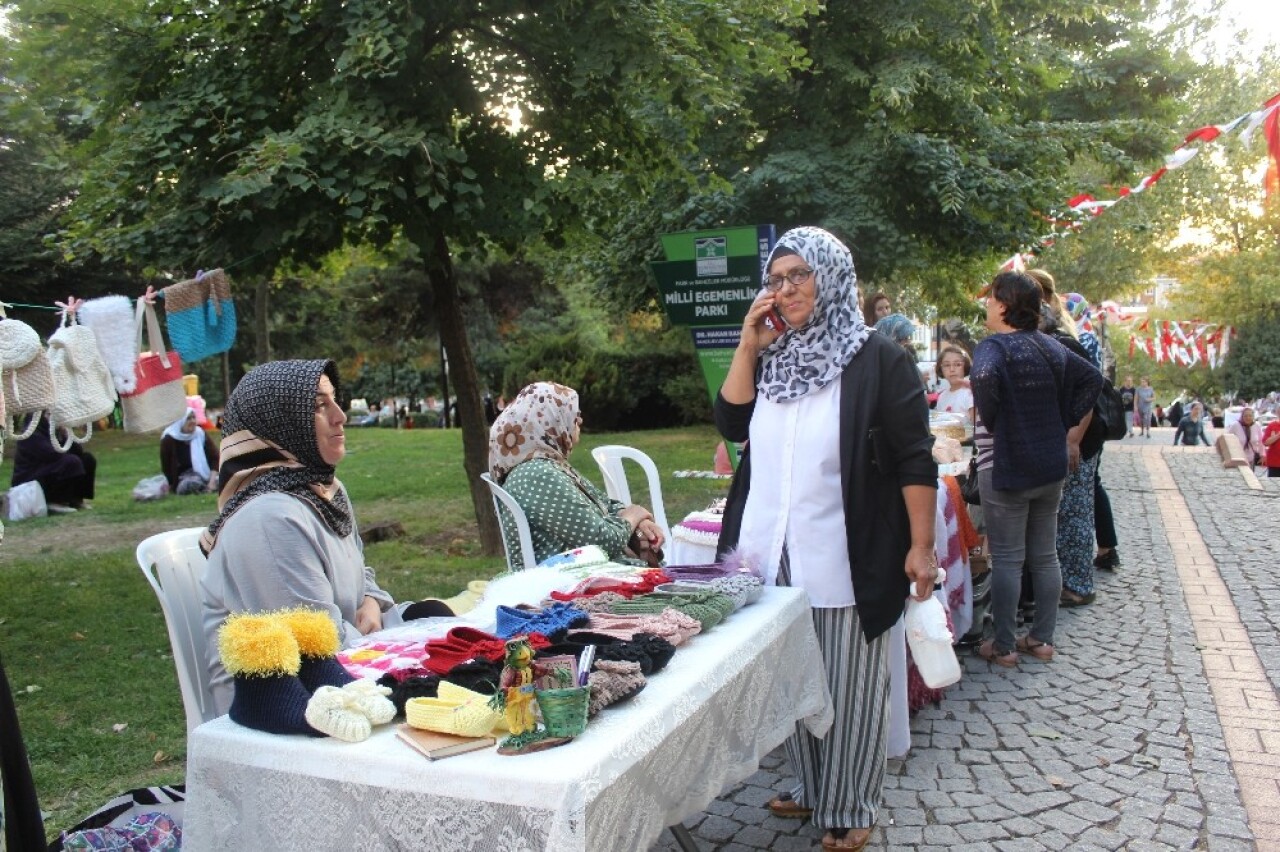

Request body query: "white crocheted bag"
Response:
[46, 315, 119, 451]
[79, 295, 140, 394]
[0, 316, 55, 442]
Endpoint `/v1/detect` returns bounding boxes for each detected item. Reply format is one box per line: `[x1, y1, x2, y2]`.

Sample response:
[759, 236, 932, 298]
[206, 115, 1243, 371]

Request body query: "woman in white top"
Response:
[714, 227, 937, 852]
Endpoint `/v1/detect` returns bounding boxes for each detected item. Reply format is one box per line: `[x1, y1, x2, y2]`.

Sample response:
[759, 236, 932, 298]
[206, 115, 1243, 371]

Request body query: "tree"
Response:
[7, 0, 814, 553]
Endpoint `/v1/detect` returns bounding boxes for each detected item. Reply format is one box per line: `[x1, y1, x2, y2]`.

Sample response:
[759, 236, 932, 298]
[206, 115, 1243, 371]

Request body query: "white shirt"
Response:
[935, 385, 973, 417]
[740, 380, 854, 608]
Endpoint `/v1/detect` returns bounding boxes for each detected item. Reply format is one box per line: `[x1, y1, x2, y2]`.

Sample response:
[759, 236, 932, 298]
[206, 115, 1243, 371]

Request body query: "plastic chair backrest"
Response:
[589, 444, 672, 546]
[136, 527, 217, 734]
[480, 473, 538, 572]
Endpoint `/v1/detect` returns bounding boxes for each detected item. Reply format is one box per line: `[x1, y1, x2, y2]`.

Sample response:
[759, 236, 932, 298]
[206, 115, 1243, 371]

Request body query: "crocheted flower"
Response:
[496, 422, 526, 456]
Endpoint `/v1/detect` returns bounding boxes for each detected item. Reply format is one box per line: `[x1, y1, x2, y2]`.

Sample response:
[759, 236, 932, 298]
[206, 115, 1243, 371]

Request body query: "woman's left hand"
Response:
[904, 545, 937, 601]
[632, 518, 665, 551]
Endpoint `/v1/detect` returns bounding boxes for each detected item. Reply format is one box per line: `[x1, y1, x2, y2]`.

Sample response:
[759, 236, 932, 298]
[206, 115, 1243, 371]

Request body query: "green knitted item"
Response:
[607, 595, 726, 631]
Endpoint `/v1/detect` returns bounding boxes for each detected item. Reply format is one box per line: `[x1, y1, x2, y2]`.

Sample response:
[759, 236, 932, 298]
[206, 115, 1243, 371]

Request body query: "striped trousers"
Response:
[779, 552, 891, 831]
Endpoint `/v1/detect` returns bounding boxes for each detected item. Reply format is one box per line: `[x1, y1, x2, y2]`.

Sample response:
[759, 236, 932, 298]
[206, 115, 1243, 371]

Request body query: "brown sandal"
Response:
[822, 827, 872, 850]
[767, 792, 812, 819]
[976, 639, 1017, 668]
[1015, 634, 1055, 661]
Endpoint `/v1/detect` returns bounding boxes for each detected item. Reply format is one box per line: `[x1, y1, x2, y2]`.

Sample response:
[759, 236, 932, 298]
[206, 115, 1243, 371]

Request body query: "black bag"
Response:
[960, 454, 981, 505]
[1091, 376, 1128, 442]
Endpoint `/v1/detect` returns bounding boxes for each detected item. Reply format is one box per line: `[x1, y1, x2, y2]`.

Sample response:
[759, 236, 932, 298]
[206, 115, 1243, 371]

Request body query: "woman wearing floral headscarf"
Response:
[715, 227, 937, 851]
[200, 359, 448, 715]
[488, 382, 663, 565]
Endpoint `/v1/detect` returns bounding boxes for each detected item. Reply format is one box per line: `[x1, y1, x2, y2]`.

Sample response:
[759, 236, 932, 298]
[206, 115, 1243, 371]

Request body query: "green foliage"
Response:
[501, 327, 707, 429]
[1220, 305, 1280, 400]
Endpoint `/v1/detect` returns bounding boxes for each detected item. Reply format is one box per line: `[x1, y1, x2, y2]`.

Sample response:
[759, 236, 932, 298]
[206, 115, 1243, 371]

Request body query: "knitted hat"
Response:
[494, 602, 589, 640]
[77, 295, 139, 394]
[277, 608, 354, 693]
[218, 612, 319, 736]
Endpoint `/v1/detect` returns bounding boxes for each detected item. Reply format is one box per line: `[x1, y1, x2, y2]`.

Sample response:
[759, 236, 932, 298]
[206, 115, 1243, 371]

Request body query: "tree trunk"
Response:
[254, 277, 271, 363]
[407, 220, 502, 556]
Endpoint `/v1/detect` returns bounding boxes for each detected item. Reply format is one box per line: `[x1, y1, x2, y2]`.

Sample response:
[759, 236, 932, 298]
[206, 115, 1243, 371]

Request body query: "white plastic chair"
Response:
[480, 472, 538, 572]
[136, 527, 218, 734]
[590, 445, 672, 547]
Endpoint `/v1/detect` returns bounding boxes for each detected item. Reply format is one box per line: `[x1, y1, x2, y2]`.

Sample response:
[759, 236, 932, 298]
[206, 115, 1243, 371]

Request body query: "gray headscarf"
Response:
[201, 359, 352, 554]
[756, 226, 870, 402]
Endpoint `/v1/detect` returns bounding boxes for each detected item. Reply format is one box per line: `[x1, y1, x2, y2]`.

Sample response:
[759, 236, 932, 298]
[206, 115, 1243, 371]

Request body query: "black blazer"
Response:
[714, 332, 936, 641]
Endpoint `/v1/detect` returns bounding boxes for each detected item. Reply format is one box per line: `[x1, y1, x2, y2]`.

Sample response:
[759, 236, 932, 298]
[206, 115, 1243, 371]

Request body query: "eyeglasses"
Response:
[764, 267, 814, 292]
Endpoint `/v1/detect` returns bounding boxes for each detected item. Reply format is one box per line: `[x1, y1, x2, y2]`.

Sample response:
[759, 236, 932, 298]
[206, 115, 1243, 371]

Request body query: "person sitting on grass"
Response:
[160, 408, 219, 495]
[9, 415, 96, 514]
[199, 359, 452, 716]
[488, 381, 664, 566]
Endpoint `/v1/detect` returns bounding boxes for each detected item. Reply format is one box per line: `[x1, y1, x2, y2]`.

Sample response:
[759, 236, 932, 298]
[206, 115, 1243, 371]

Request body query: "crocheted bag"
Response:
[162, 269, 236, 363]
[0, 315, 55, 443]
[119, 301, 187, 434]
[78, 295, 140, 394]
[46, 315, 118, 451]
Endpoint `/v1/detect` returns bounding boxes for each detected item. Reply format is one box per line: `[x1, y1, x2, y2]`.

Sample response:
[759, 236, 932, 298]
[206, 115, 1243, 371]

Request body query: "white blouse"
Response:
[740, 380, 854, 608]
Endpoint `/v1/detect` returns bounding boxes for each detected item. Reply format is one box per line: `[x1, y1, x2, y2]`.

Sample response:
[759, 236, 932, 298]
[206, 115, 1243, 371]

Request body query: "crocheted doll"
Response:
[490, 637, 572, 754]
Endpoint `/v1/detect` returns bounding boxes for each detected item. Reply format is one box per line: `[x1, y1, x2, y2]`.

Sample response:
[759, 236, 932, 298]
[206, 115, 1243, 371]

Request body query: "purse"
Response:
[46, 314, 119, 451]
[0, 315, 55, 442]
[960, 454, 981, 505]
[162, 269, 236, 363]
[120, 300, 188, 434]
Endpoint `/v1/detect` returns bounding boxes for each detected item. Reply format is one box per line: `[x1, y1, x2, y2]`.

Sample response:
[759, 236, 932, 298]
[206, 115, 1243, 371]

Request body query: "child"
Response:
[934, 345, 974, 438]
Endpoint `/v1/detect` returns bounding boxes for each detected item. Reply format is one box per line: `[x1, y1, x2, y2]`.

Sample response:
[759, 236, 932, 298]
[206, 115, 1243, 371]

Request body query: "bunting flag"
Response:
[1006, 90, 1280, 266]
[1123, 319, 1236, 369]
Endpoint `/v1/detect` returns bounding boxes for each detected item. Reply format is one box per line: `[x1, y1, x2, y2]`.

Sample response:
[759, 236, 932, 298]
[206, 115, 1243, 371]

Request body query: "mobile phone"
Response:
[760, 290, 786, 332]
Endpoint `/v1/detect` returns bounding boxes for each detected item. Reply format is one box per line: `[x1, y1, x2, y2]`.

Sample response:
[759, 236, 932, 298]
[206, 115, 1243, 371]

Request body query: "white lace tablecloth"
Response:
[182, 587, 832, 852]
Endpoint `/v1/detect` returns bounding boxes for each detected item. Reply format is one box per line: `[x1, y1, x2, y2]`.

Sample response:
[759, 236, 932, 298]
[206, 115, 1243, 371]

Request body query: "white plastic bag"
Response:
[5, 480, 48, 521]
[132, 474, 170, 502]
[905, 569, 962, 689]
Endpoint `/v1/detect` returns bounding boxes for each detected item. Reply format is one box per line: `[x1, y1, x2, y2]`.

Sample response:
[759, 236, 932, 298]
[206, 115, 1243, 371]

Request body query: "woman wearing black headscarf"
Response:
[715, 227, 937, 851]
[199, 360, 444, 715]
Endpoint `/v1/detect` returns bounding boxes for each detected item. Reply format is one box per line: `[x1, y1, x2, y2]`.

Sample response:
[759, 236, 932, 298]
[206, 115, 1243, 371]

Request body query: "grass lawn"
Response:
[0, 423, 730, 839]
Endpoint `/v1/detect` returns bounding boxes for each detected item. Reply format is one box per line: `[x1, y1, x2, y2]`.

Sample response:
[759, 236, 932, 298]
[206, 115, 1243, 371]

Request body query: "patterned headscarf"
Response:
[488, 382, 610, 509]
[757, 226, 870, 402]
[875, 312, 915, 342]
[200, 359, 351, 555]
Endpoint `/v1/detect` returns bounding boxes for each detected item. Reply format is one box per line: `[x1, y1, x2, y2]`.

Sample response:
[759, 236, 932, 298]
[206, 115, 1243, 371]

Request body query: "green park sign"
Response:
[651, 226, 775, 418]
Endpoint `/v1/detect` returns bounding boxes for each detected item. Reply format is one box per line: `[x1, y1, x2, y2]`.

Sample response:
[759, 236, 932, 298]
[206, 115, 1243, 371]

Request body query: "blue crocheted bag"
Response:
[162, 269, 236, 363]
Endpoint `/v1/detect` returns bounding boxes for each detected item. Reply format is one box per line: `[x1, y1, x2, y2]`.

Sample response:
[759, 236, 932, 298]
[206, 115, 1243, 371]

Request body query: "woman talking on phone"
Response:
[714, 226, 937, 852]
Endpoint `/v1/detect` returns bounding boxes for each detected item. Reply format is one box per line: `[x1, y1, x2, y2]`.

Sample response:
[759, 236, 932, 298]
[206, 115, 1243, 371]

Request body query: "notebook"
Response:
[396, 724, 495, 760]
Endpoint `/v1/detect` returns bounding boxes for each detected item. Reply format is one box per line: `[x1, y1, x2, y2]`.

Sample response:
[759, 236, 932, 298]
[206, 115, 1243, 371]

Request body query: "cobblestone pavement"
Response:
[650, 433, 1276, 851]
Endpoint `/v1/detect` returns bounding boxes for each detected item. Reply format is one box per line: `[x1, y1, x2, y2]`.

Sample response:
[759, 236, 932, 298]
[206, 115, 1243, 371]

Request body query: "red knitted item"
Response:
[423, 627, 550, 675]
[548, 569, 674, 602]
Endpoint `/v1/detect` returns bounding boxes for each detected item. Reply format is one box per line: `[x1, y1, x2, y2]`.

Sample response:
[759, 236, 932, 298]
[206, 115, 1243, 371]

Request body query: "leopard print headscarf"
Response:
[757, 227, 870, 402]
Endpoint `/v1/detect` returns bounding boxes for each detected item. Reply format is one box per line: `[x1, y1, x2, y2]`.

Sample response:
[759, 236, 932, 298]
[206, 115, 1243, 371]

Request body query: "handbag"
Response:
[78, 294, 141, 394]
[162, 269, 236, 363]
[0, 315, 55, 443]
[960, 454, 981, 505]
[46, 314, 119, 451]
[120, 300, 188, 434]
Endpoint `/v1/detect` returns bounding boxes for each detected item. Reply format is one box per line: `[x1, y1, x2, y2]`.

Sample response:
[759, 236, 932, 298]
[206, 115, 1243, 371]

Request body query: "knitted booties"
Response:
[278, 608, 355, 693]
[341, 680, 397, 725]
[304, 686, 373, 743]
[218, 612, 319, 736]
[587, 660, 646, 716]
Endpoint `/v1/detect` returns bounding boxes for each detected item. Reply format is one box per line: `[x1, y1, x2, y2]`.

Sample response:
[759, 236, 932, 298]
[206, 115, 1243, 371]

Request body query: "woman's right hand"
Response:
[740, 291, 785, 354]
